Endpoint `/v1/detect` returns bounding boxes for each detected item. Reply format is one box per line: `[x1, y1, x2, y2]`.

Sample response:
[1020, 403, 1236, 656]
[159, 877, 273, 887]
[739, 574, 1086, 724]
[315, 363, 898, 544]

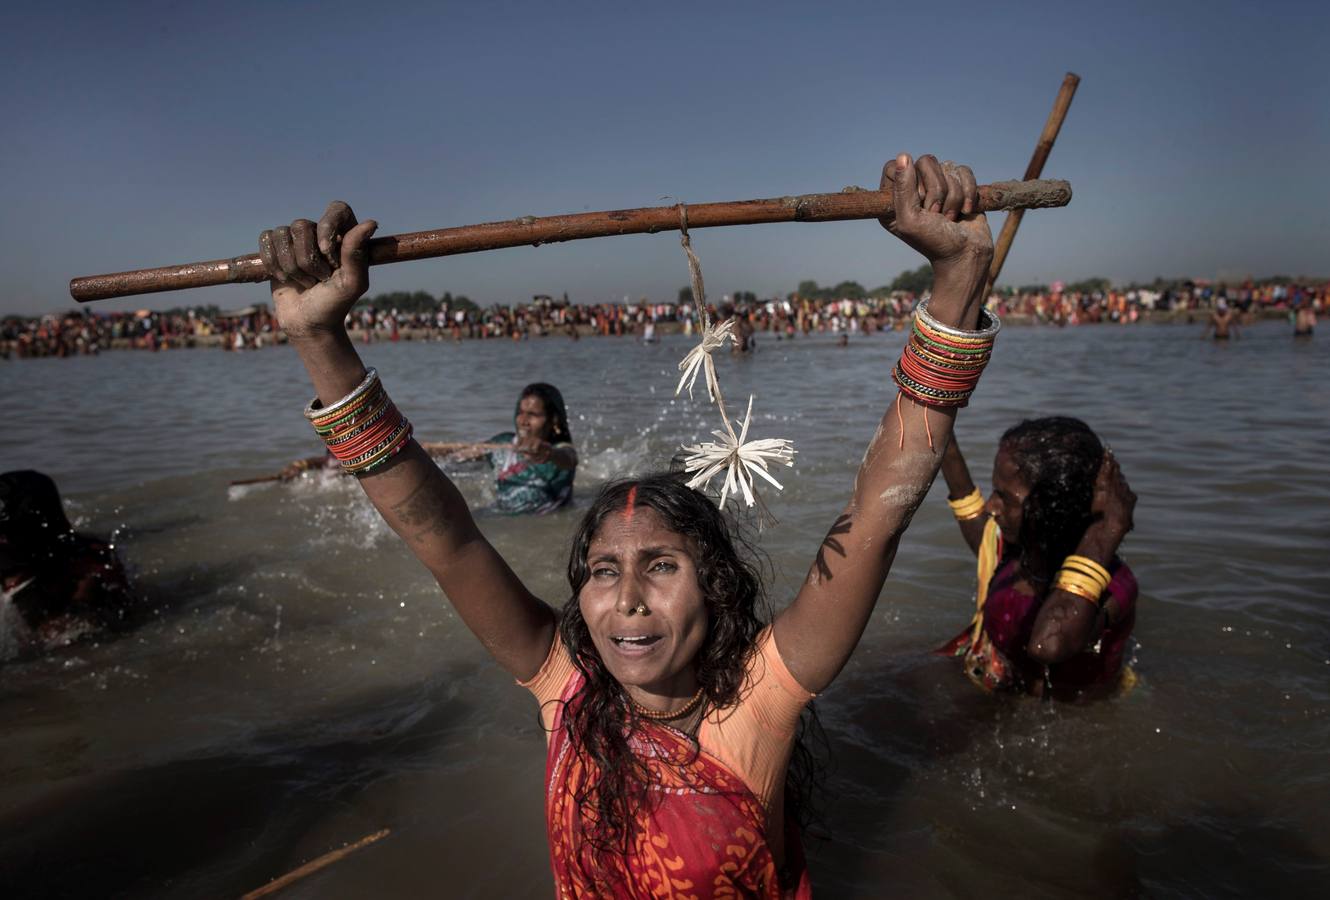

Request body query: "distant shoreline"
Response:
[81, 308, 1294, 351]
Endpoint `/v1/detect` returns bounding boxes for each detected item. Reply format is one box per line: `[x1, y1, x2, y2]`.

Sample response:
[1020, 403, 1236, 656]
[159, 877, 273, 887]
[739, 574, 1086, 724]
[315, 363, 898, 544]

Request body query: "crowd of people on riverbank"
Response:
[4, 278, 1323, 359]
[0, 306, 279, 358]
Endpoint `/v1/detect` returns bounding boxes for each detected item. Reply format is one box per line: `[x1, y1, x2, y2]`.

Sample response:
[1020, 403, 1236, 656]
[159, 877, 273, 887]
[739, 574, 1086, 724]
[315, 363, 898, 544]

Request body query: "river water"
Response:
[2, 322, 1327, 898]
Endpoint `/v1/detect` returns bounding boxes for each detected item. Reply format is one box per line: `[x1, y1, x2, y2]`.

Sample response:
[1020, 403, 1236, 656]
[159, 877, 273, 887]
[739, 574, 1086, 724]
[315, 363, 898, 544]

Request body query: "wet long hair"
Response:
[0, 470, 136, 633]
[517, 383, 572, 443]
[556, 473, 820, 859]
[998, 417, 1105, 585]
[0, 470, 75, 576]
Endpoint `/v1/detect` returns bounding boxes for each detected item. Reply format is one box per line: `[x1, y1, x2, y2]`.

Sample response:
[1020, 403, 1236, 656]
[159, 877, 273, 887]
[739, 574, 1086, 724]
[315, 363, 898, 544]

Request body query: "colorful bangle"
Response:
[313, 388, 387, 436]
[947, 487, 987, 520]
[915, 298, 1002, 343]
[304, 367, 379, 424]
[891, 299, 1001, 411]
[304, 368, 414, 476]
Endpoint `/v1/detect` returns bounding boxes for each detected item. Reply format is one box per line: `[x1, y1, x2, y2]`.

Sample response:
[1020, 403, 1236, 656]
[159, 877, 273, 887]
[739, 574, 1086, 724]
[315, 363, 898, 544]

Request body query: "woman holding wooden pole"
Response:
[255, 149, 1012, 897]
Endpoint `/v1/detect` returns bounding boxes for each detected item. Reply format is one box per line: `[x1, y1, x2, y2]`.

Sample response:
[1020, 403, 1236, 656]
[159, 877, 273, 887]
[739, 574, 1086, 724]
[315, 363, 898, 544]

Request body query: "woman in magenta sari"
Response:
[260, 151, 998, 896]
[937, 419, 1139, 699]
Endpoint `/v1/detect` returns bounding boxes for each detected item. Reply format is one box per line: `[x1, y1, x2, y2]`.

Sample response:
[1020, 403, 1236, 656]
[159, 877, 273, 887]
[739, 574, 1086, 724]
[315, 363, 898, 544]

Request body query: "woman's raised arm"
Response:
[939, 436, 989, 555]
[773, 154, 994, 694]
[263, 202, 556, 680]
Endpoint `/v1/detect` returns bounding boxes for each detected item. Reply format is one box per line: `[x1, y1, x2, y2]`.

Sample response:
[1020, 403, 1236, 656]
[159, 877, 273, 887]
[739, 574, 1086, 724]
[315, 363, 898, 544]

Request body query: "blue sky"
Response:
[2, 0, 1326, 315]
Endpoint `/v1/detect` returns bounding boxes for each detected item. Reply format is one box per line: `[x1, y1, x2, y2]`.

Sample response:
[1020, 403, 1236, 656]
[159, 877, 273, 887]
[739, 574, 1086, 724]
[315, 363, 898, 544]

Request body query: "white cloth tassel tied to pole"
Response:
[672, 207, 796, 522]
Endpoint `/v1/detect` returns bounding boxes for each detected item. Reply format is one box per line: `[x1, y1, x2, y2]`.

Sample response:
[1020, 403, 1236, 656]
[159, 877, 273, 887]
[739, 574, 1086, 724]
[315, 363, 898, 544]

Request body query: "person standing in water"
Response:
[1202, 299, 1239, 339]
[1293, 299, 1316, 337]
[258, 150, 998, 895]
[937, 421, 1138, 699]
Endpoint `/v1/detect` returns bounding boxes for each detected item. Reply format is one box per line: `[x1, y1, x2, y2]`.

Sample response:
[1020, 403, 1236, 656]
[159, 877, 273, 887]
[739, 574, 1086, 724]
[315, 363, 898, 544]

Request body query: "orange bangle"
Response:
[1054, 573, 1104, 606]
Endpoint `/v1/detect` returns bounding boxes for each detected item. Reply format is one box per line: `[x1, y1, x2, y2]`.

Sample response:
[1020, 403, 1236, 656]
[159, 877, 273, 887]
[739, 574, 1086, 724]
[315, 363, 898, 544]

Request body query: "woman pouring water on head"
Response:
[260, 151, 1000, 897]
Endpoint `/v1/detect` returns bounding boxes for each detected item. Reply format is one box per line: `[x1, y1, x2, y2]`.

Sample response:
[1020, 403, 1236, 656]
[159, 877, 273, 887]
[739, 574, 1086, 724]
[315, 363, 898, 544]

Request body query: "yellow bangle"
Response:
[1054, 578, 1102, 606]
[947, 488, 986, 521]
[1063, 554, 1111, 585]
[1053, 571, 1106, 605]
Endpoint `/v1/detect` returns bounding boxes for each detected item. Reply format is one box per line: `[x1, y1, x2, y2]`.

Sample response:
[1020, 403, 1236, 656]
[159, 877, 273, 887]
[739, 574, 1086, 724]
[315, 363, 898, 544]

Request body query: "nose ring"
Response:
[632, 603, 649, 616]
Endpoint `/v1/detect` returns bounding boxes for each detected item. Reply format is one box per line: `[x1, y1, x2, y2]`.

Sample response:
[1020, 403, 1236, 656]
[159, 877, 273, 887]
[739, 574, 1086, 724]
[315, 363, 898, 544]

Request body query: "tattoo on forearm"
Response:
[390, 476, 458, 543]
[813, 514, 853, 582]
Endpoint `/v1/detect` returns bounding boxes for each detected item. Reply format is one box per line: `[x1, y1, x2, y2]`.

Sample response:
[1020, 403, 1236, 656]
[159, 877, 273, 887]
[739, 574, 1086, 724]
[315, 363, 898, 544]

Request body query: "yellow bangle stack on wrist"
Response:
[947, 488, 987, 521]
[1054, 554, 1113, 606]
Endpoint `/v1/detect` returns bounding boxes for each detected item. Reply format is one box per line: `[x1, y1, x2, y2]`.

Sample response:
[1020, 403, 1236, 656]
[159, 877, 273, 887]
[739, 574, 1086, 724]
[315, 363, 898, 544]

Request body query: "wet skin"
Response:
[515, 395, 551, 442]
[579, 508, 707, 713]
[987, 447, 1029, 547]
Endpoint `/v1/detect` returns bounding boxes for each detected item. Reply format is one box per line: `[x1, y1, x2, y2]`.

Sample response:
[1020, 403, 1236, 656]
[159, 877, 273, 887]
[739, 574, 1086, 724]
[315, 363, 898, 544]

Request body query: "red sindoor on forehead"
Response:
[623, 485, 638, 522]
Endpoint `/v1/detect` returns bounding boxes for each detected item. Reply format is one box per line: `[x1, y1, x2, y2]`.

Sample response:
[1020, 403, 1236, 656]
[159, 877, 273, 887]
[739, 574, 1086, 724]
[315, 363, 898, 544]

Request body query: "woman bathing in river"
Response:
[261, 151, 996, 896]
[937, 422, 1138, 699]
[0, 470, 138, 658]
[431, 382, 577, 516]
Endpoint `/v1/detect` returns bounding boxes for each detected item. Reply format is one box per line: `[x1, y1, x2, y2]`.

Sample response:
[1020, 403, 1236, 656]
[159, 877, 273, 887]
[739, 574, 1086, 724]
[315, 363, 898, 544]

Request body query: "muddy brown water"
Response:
[2, 322, 1327, 898]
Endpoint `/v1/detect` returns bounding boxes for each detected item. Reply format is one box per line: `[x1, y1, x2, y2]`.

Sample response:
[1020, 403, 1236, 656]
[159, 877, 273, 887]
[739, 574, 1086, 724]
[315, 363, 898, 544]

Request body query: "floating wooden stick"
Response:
[984, 73, 1081, 296]
[418, 441, 512, 455]
[228, 442, 509, 486]
[240, 828, 390, 900]
[70, 178, 1071, 302]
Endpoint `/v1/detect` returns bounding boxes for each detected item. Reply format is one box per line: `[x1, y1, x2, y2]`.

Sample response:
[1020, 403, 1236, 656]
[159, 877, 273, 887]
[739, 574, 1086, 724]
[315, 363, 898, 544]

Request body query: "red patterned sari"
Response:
[544, 672, 812, 899]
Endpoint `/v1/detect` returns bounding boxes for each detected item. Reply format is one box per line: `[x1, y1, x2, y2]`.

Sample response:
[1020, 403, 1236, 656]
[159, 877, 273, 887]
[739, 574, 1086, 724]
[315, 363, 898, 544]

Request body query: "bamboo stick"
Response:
[984, 73, 1081, 296]
[70, 178, 1071, 303]
[240, 828, 390, 899]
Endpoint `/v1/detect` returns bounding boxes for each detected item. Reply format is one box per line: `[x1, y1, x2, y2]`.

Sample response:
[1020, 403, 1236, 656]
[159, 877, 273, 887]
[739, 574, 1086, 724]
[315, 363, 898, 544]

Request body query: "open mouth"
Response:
[611, 634, 663, 654]
[612, 635, 661, 647]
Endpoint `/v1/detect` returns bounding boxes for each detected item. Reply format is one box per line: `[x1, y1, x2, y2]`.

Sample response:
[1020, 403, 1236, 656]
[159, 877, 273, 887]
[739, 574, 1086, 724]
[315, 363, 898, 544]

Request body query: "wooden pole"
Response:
[70, 178, 1071, 303]
[983, 73, 1081, 297]
[240, 828, 390, 899]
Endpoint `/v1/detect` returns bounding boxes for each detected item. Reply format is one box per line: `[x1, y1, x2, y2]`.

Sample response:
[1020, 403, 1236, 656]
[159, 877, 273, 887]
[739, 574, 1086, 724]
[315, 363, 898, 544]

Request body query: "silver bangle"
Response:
[914, 298, 1001, 341]
[304, 367, 379, 421]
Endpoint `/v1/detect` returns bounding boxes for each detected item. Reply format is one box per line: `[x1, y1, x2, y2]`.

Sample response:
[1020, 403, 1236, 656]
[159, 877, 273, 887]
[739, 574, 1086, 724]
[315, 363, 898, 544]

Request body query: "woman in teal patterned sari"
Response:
[483, 383, 577, 515]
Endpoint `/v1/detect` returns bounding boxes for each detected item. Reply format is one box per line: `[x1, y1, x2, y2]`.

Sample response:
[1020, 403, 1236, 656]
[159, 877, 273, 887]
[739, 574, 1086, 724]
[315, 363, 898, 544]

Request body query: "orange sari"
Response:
[545, 671, 812, 899]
